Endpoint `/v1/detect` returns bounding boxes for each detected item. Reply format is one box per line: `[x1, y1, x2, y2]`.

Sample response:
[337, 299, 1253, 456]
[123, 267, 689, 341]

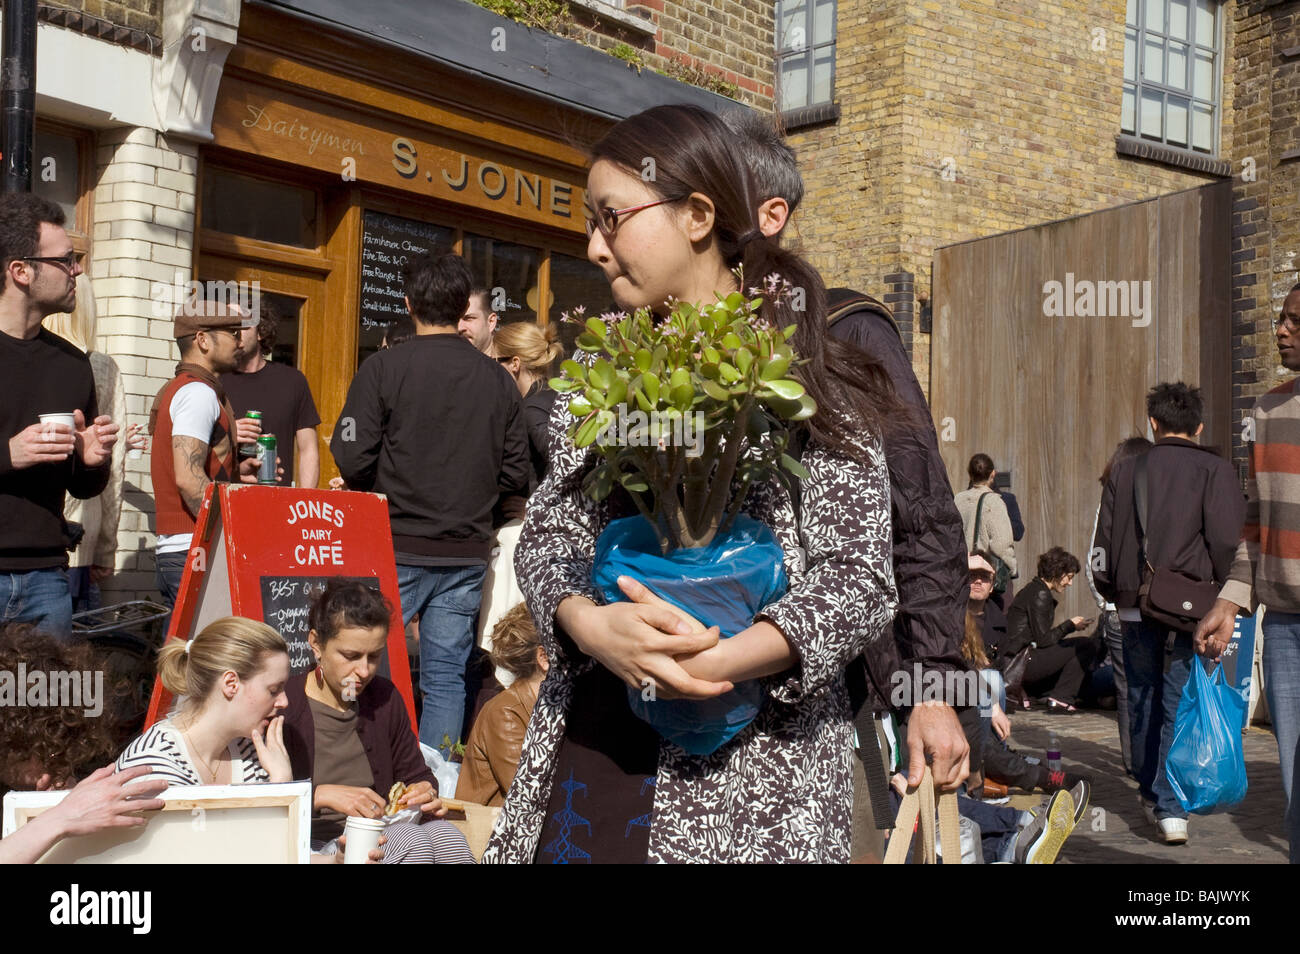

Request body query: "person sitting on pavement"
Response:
[281, 579, 474, 863]
[999, 547, 1105, 711]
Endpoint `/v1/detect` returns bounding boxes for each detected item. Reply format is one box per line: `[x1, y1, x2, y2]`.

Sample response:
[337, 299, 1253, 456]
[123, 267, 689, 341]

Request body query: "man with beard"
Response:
[459, 288, 498, 354]
[1197, 281, 1300, 862]
[0, 194, 118, 635]
[148, 296, 261, 609]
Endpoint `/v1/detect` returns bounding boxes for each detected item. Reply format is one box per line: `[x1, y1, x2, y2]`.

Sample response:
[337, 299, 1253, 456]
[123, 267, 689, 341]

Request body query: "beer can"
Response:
[256, 433, 278, 484]
[240, 410, 263, 459]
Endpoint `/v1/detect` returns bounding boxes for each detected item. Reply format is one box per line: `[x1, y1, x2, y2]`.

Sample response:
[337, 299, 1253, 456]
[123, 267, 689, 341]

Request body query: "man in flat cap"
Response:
[149, 295, 263, 610]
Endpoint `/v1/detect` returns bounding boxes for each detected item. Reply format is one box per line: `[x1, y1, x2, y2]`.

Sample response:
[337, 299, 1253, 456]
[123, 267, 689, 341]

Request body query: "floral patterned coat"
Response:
[481, 405, 897, 864]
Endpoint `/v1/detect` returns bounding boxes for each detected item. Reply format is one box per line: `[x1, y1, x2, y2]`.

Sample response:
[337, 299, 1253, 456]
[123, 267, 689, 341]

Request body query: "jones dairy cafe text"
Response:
[288, 500, 346, 566]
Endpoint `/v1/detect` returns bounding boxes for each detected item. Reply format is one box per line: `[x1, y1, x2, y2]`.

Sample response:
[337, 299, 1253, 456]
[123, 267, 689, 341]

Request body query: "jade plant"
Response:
[551, 280, 817, 553]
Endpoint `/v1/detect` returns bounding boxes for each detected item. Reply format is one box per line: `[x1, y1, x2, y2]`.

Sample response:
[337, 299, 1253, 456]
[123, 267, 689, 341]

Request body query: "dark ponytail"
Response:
[589, 105, 904, 463]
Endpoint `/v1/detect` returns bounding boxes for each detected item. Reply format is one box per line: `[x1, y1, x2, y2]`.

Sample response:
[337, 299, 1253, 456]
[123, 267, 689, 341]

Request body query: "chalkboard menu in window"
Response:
[259, 575, 383, 675]
[358, 210, 454, 359]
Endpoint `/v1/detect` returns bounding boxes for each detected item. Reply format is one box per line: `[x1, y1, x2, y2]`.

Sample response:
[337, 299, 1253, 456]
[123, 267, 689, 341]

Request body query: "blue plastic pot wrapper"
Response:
[1166, 660, 1248, 814]
[592, 513, 788, 755]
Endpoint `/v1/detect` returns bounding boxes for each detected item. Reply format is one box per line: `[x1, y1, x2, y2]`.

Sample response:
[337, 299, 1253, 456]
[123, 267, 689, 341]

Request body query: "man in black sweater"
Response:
[332, 253, 529, 753]
[0, 194, 118, 637]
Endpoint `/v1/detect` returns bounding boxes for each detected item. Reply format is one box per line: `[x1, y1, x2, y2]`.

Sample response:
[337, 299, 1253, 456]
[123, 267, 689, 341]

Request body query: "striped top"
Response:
[1222, 377, 1300, 613]
[115, 719, 269, 787]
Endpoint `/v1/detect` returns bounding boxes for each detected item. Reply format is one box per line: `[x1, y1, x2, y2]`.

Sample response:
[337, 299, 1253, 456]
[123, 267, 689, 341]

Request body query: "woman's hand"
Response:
[51, 765, 168, 837]
[399, 781, 448, 818]
[315, 784, 387, 819]
[251, 716, 292, 783]
[1070, 616, 1088, 630]
[556, 594, 732, 700]
[331, 833, 387, 864]
[990, 703, 1011, 741]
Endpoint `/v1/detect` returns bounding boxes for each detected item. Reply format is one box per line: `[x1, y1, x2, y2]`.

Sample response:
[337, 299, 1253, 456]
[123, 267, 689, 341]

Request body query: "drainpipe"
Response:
[1, 0, 38, 193]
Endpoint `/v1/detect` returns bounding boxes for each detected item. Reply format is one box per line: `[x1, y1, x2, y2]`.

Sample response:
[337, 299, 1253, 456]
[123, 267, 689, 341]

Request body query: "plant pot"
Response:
[592, 513, 788, 755]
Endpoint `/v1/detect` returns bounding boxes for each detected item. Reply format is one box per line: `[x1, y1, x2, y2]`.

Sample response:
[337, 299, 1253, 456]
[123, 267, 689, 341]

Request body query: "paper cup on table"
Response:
[342, 816, 385, 864]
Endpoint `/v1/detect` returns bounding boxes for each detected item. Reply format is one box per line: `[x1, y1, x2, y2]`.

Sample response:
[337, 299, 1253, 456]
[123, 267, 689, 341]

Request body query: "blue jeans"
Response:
[1101, 610, 1133, 776]
[0, 568, 73, 638]
[396, 563, 487, 753]
[1262, 610, 1300, 864]
[1123, 617, 1193, 820]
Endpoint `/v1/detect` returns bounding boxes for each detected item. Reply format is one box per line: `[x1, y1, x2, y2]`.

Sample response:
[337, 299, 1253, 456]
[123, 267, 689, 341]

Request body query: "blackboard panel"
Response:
[359, 210, 454, 336]
[259, 575, 382, 675]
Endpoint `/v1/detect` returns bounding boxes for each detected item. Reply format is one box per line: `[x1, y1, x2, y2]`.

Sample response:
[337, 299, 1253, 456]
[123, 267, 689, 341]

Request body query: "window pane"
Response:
[779, 0, 806, 51]
[462, 234, 540, 326]
[1122, 85, 1137, 133]
[1168, 0, 1190, 41]
[1143, 36, 1164, 84]
[1141, 88, 1164, 138]
[1166, 95, 1189, 146]
[812, 48, 834, 104]
[1192, 103, 1214, 152]
[814, 0, 834, 45]
[33, 130, 79, 228]
[202, 169, 317, 248]
[782, 56, 809, 109]
[1194, 50, 1214, 99]
[550, 251, 615, 358]
[1144, 0, 1164, 33]
[358, 211, 455, 362]
[1126, 0, 1138, 27]
[1195, 0, 1216, 46]
[1124, 28, 1138, 81]
[1167, 41, 1189, 91]
[258, 292, 303, 369]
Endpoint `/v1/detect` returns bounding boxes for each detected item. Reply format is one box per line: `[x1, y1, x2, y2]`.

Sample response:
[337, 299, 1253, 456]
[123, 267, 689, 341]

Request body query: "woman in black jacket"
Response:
[1001, 547, 1104, 710]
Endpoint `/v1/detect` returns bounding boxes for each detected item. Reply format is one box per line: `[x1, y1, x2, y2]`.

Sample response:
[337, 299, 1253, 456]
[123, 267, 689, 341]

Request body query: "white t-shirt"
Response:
[156, 382, 222, 555]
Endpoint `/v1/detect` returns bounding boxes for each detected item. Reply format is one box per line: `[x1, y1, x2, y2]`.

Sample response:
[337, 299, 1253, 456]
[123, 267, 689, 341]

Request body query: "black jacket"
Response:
[331, 333, 530, 563]
[826, 288, 969, 712]
[1001, 577, 1075, 660]
[1092, 437, 1245, 609]
[1000, 491, 1025, 542]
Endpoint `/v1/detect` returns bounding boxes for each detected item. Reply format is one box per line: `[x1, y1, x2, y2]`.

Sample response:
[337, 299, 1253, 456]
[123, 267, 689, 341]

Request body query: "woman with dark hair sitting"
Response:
[1000, 547, 1105, 711]
[457, 602, 548, 807]
[282, 579, 474, 863]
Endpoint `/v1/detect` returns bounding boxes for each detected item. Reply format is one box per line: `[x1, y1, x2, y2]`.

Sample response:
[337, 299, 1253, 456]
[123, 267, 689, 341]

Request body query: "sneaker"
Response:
[1069, 779, 1091, 827]
[1014, 789, 1079, 864]
[1158, 817, 1188, 845]
[1042, 769, 1090, 793]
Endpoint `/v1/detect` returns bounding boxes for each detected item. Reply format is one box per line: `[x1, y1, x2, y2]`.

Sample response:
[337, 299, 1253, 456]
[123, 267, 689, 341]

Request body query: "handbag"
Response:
[1133, 454, 1221, 632]
[972, 492, 1011, 594]
[999, 644, 1033, 709]
[884, 766, 962, 864]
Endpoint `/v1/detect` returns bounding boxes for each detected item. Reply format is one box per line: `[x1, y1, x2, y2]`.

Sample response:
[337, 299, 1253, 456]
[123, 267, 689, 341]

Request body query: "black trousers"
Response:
[1023, 634, 1105, 703]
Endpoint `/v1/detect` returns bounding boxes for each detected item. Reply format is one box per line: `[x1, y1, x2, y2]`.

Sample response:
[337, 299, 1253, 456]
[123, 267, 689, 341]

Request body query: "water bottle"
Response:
[1047, 732, 1062, 774]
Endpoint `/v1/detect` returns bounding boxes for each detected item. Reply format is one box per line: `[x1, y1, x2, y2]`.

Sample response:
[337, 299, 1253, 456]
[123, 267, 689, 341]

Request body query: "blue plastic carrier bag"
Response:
[592, 513, 788, 756]
[1166, 660, 1248, 814]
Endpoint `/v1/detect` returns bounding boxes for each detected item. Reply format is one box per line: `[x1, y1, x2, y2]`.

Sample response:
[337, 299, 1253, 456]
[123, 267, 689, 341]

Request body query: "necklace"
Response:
[177, 724, 222, 784]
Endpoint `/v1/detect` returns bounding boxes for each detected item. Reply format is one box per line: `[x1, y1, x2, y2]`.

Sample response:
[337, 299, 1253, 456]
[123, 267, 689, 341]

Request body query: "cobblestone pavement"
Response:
[995, 707, 1288, 864]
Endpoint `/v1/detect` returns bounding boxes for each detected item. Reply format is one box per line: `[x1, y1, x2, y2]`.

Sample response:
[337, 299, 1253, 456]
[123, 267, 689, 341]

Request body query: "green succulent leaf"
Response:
[761, 355, 790, 380]
[634, 348, 652, 372]
[585, 317, 608, 339]
[765, 378, 806, 400]
[781, 453, 811, 480]
[568, 397, 594, 417]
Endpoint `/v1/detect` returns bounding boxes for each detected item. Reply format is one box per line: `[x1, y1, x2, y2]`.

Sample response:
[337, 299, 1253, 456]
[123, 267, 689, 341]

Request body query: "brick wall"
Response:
[42, 0, 161, 37]
[92, 127, 199, 603]
[1231, 1, 1300, 479]
[789, 0, 1238, 396]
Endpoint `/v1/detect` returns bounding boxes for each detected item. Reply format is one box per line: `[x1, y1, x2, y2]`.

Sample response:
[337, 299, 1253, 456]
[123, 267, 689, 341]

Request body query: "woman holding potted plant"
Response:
[484, 104, 902, 863]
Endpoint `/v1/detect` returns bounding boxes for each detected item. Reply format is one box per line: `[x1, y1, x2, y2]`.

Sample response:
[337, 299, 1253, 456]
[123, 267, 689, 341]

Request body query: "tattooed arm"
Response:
[172, 435, 212, 517]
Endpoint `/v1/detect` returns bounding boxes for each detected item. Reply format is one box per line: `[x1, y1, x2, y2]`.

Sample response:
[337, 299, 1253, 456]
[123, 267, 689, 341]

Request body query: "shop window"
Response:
[776, 0, 836, 111]
[202, 168, 318, 248]
[463, 233, 541, 325]
[358, 210, 455, 365]
[1120, 0, 1221, 154]
[549, 251, 614, 357]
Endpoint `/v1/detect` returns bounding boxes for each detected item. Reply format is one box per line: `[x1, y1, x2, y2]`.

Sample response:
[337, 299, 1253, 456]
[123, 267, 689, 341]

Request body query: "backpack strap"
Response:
[972, 491, 987, 552]
[1133, 452, 1150, 567]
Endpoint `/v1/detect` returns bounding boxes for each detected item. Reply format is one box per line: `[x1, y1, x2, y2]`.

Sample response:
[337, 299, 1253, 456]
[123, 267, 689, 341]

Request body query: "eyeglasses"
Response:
[496, 355, 513, 363]
[1276, 315, 1300, 333]
[21, 251, 78, 271]
[584, 198, 677, 238]
[969, 571, 994, 583]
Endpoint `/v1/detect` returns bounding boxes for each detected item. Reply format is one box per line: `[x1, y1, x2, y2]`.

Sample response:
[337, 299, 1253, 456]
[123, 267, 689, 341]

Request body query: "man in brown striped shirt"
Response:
[1197, 282, 1300, 864]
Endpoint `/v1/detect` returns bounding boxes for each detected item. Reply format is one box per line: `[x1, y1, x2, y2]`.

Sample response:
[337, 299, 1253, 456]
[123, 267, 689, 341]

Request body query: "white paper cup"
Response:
[342, 816, 385, 864]
[39, 412, 76, 433]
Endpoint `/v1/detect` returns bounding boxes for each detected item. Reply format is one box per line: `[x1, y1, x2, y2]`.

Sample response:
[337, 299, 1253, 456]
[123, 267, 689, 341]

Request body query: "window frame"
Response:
[775, 0, 837, 114]
[34, 119, 94, 258]
[1120, 0, 1223, 157]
